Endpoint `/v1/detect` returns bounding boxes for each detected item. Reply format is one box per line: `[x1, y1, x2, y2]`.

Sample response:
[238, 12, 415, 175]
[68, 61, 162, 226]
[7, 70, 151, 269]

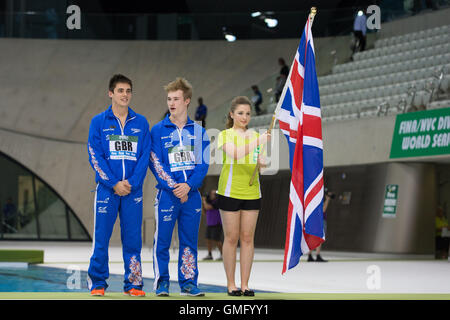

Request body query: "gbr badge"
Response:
[109, 135, 138, 161]
[168, 145, 195, 172]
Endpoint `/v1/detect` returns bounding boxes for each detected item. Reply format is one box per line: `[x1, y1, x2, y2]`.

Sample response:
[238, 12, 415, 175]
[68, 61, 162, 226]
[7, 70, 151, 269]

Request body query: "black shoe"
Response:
[315, 255, 327, 262]
[227, 289, 242, 296]
[307, 254, 315, 262]
[202, 254, 213, 261]
[243, 289, 255, 297]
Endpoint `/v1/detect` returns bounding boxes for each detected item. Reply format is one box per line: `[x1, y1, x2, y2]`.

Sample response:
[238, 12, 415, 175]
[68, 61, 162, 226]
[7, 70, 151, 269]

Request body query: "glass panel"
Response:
[68, 208, 90, 240]
[0, 157, 38, 239]
[35, 179, 68, 239]
[0, 152, 90, 241]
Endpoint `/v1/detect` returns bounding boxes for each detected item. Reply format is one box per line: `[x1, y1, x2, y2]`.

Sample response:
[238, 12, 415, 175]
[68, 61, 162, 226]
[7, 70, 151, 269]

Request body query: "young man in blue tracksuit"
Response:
[149, 77, 210, 296]
[87, 74, 151, 297]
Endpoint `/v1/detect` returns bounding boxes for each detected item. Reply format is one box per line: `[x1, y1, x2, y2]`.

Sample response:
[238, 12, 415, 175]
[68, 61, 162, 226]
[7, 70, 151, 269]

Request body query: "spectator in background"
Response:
[202, 190, 223, 261]
[3, 197, 17, 233]
[278, 57, 289, 78]
[0, 14, 5, 37]
[413, 0, 438, 14]
[251, 85, 263, 115]
[275, 58, 290, 102]
[308, 189, 333, 262]
[352, 9, 367, 56]
[195, 97, 208, 128]
[44, 8, 59, 39]
[435, 206, 449, 260]
[425, 0, 439, 10]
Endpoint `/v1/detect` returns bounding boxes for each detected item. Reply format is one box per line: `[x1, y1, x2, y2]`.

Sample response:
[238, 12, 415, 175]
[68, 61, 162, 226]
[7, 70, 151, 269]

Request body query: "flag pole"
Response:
[249, 7, 318, 186]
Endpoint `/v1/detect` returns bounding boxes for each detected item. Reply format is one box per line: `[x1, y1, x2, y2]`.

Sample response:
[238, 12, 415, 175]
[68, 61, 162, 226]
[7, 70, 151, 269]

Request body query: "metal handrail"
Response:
[406, 83, 417, 110]
[397, 98, 408, 113]
[423, 79, 436, 108]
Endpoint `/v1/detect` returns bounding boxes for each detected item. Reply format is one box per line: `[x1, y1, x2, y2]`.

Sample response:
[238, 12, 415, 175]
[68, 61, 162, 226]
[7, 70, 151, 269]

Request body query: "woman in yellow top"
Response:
[216, 96, 271, 296]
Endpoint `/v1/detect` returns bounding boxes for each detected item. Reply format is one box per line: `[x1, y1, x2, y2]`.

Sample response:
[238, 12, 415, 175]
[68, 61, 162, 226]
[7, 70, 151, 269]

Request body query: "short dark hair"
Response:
[109, 74, 132, 92]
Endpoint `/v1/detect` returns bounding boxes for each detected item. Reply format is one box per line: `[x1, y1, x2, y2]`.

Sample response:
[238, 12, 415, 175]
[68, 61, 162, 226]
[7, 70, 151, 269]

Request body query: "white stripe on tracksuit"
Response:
[152, 190, 162, 290]
[87, 183, 99, 290]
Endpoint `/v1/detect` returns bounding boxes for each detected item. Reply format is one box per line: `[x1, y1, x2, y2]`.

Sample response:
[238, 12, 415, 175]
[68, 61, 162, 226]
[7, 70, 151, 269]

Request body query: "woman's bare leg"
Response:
[239, 210, 259, 291]
[220, 210, 241, 291]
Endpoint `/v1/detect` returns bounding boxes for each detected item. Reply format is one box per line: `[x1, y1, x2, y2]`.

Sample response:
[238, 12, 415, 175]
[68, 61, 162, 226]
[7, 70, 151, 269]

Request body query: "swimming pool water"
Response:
[0, 265, 228, 293]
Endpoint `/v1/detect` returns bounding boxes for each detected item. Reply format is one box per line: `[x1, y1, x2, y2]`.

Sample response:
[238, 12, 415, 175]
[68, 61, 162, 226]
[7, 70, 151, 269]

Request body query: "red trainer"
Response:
[90, 287, 105, 296]
[124, 288, 146, 297]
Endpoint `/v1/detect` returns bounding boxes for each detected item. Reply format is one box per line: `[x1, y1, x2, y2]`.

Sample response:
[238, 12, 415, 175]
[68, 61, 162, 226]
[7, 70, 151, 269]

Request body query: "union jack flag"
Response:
[275, 16, 325, 274]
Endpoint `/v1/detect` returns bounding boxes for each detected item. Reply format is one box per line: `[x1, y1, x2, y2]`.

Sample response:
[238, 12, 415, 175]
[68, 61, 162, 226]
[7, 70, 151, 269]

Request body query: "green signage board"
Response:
[389, 107, 450, 159]
[383, 184, 398, 218]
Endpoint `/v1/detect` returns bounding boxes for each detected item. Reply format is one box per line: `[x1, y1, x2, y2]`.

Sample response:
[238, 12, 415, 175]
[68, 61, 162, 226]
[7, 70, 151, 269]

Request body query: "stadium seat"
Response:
[428, 99, 450, 110]
[317, 24, 450, 121]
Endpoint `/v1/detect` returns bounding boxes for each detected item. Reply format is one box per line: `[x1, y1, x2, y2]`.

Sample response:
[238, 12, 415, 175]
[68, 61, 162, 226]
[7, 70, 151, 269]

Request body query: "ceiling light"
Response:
[225, 34, 236, 42]
[264, 18, 278, 28]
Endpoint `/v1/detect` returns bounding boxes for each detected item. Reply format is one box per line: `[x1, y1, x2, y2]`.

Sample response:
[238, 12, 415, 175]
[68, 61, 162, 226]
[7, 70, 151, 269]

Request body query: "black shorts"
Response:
[205, 225, 223, 241]
[217, 195, 261, 212]
[436, 236, 450, 251]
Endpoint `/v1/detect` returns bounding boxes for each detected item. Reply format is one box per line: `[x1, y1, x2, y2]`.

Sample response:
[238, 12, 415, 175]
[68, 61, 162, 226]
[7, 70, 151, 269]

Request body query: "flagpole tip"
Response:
[308, 7, 317, 26]
[310, 7, 317, 19]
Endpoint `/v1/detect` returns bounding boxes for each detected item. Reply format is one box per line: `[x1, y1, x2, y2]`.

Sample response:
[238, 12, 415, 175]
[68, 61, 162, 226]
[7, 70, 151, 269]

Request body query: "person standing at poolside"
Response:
[149, 77, 210, 297]
[87, 74, 151, 297]
[216, 96, 271, 297]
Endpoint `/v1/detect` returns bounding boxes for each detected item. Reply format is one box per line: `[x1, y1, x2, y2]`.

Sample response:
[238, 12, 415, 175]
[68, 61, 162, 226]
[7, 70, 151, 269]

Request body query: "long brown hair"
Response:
[226, 96, 252, 129]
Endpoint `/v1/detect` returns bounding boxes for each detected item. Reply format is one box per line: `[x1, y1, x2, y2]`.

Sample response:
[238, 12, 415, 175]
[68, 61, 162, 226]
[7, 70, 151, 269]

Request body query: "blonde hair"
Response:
[164, 77, 193, 101]
[226, 96, 252, 129]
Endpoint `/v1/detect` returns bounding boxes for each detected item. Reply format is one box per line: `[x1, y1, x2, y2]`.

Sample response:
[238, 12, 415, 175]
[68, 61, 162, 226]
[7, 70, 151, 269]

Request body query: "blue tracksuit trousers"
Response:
[88, 183, 143, 291]
[152, 189, 202, 290]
